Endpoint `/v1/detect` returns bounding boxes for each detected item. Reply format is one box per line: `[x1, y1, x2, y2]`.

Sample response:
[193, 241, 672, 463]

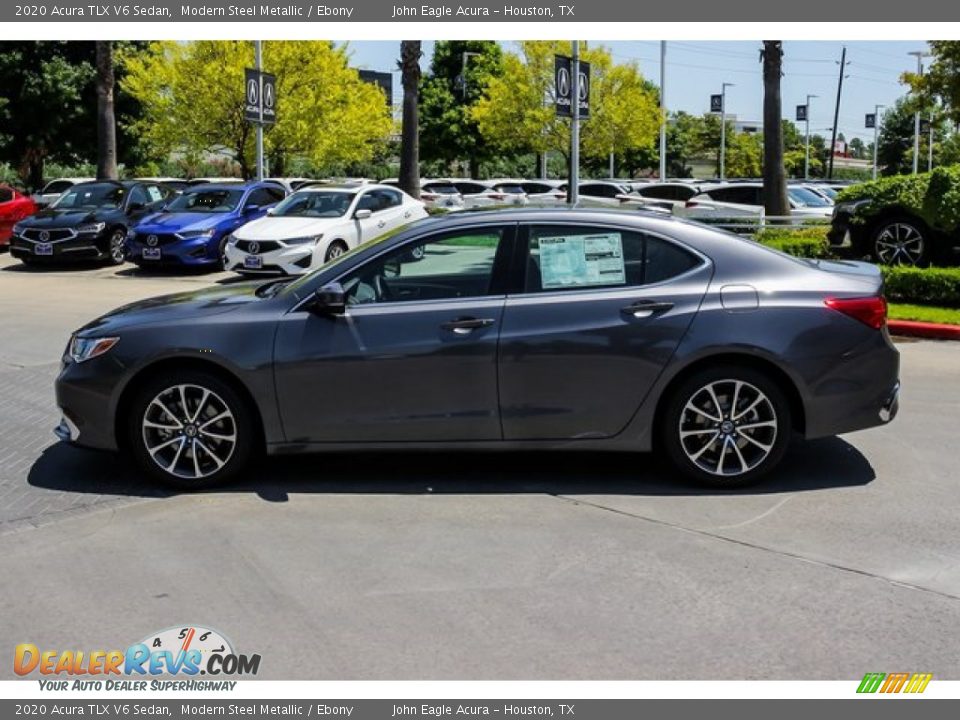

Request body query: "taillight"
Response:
[422, 192, 438, 201]
[825, 296, 887, 330]
[685, 201, 700, 208]
[490, 193, 506, 201]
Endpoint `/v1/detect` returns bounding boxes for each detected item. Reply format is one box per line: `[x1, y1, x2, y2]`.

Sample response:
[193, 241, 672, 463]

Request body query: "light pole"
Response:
[569, 41, 580, 205]
[908, 50, 931, 175]
[659, 41, 667, 180]
[804, 94, 818, 181]
[719, 82, 734, 181]
[254, 40, 264, 181]
[929, 111, 935, 171]
[458, 51, 480, 98]
[872, 103, 885, 181]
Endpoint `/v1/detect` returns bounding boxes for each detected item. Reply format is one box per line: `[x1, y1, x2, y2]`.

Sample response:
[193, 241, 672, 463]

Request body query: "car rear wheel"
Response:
[324, 240, 348, 263]
[661, 366, 792, 488]
[127, 371, 255, 489]
[870, 217, 928, 266]
[107, 228, 127, 265]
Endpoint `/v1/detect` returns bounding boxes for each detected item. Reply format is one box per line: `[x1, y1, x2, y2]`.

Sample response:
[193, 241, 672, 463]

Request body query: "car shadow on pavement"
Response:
[27, 436, 875, 501]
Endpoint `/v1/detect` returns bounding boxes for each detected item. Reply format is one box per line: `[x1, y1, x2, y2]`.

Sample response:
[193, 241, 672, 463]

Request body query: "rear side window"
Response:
[523, 225, 700, 293]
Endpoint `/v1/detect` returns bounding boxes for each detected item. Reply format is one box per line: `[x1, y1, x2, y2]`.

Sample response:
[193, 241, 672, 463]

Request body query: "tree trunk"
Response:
[762, 41, 789, 219]
[95, 41, 118, 181]
[398, 41, 422, 199]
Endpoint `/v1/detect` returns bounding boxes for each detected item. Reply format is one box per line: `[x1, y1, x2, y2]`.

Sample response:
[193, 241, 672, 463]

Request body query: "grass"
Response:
[888, 303, 960, 325]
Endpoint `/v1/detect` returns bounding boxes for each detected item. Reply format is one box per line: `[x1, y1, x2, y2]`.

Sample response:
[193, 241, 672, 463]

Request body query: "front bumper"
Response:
[224, 242, 315, 275]
[126, 235, 221, 266]
[54, 354, 126, 452]
[9, 233, 109, 261]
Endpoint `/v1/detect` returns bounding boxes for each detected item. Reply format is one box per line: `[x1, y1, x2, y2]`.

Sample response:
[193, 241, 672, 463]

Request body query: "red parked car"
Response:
[0, 185, 38, 248]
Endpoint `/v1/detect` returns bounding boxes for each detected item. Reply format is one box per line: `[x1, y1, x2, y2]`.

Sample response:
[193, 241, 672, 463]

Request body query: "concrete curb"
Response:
[888, 320, 960, 341]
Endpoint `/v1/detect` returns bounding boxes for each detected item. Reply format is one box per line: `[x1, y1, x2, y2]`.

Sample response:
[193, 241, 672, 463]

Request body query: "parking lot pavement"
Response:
[0, 250, 959, 679]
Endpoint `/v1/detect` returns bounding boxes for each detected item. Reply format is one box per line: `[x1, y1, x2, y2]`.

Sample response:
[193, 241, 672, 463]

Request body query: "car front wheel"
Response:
[661, 366, 792, 488]
[128, 370, 255, 489]
[107, 229, 127, 265]
[324, 240, 348, 263]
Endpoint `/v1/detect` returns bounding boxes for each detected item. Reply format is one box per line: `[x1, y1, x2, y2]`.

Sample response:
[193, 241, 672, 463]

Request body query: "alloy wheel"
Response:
[110, 230, 126, 264]
[874, 223, 925, 266]
[141, 384, 238, 480]
[678, 379, 778, 478]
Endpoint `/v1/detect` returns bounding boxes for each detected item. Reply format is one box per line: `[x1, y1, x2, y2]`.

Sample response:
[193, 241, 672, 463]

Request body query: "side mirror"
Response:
[310, 282, 346, 315]
[354, 208, 372, 220]
[266, 207, 276, 216]
[127, 201, 145, 212]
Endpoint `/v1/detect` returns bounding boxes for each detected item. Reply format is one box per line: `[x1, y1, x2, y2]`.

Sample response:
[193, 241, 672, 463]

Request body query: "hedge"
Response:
[836, 165, 960, 232]
[880, 266, 960, 308]
[754, 225, 832, 259]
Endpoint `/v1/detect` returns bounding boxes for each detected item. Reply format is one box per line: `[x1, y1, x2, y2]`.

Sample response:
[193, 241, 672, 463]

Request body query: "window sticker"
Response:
[538, 233, 626, 289]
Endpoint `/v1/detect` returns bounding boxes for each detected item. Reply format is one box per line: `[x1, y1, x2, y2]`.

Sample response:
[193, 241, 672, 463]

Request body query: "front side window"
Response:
[341, 228, 506, 306]
[524, 225, 699, 293]
[127, 186, 148, 208]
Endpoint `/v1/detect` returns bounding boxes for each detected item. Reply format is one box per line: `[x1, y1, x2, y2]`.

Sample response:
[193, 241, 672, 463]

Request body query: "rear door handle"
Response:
[441, 317, 496, 335]
[621, 300, 674, 319]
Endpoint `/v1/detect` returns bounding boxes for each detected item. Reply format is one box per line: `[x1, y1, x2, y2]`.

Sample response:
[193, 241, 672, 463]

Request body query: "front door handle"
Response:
[621, 300, 674, 319]
[441, 317, 496, 335]
[377, 220, 386, 228]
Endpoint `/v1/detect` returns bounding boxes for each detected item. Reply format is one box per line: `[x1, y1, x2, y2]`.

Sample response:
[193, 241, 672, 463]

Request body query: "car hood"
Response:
[21, 207, 117, 228]
[234, 215, 346, 240]
[77, 281, 267, 335]
[135, 212, 229, 234]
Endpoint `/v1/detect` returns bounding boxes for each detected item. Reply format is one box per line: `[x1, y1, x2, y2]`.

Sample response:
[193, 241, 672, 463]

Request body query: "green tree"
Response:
[903, 41, 960, 124]
[121, 41, 393, 179]
[471, 41, 660, 175]
[419, 41, 503, 177]
[875, 96, 951, 175]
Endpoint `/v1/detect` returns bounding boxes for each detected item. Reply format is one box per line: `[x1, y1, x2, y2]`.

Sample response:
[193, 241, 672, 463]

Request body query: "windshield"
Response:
[271, 191, 354, 218]
[811, 185, 838, 200]
[53, 184, 126, 210]
[166, 189, 244, 213]
[788, 186, 832, 208]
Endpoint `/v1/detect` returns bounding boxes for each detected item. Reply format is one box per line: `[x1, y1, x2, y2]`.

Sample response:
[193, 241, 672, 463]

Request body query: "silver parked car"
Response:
[54, 208, 899, 489]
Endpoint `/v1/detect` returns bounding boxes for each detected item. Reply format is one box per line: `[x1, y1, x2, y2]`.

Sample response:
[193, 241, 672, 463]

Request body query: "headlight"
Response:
[284, 234, 323, 245]
[69, 335, 119, 363]
[76, 222, 106, 235]
[178, 229, 215, 239]
[12, 222, 24, 236]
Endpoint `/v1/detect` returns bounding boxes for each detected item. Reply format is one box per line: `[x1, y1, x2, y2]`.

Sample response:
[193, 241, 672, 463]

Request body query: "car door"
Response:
[351, 190, 387, 244]
[124, 185, 153, 226]
[273, 224, 516, 443]
[498, 222, 712, 441]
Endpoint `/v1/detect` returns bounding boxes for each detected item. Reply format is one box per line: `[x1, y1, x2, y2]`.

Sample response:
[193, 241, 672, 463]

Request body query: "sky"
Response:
[344, 40, 931, 143]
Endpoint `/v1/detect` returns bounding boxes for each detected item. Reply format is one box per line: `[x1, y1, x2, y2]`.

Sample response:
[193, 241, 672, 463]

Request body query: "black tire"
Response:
[660, 365, 792, 488]
[324, 240, 348, 263]
[127, 370, 256, 489]
[868, 216, 929, 266]
[106, 228, 127, 266]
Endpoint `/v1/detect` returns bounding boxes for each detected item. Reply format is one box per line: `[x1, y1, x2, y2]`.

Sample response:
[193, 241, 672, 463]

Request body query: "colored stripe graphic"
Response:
[857, 672, 931, 694]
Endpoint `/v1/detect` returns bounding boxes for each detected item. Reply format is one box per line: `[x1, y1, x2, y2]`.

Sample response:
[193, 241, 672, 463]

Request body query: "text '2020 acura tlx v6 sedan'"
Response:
[54, 209, 900, 489]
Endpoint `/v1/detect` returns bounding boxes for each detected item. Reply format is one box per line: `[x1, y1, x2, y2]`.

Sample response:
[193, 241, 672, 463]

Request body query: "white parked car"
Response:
[519, 180, 568, 206]
[675, 182, 835, 224]
[382, 179, 465, 212]
[576, 181, 646, 209]
[224, 184, 427, 276]
[630, 182, 704, 212]
[31, 178, 94, 208]
[450, 179, 528, 209]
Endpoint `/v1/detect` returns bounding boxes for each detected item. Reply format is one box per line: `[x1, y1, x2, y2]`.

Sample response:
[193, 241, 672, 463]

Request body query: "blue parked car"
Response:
[126, 182, 286, 269]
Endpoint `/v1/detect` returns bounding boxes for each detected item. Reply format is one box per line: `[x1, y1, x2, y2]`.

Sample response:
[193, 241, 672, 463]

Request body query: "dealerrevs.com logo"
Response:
[15, 626, 261, 690]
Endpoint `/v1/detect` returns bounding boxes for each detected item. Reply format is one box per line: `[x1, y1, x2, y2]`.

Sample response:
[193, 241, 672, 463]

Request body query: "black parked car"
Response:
[9, 180, 172, 266]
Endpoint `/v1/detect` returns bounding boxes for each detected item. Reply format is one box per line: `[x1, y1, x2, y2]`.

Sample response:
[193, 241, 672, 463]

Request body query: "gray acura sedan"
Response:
[54, 209, 899, 489]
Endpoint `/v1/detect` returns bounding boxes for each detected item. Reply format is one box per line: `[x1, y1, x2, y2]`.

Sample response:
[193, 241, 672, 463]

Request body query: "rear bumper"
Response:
[803, 329, 900, 438]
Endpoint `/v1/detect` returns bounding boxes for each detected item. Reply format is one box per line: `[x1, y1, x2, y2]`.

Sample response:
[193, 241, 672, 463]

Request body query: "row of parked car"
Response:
[0, 175, 855, 278]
